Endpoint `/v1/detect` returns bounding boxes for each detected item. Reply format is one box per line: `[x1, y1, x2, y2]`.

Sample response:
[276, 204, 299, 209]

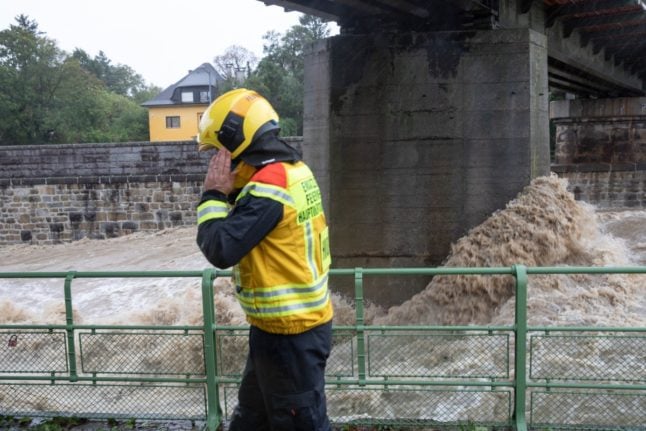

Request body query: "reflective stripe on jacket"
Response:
[197, 200, 229, 224]
[233, 161, 333, 334]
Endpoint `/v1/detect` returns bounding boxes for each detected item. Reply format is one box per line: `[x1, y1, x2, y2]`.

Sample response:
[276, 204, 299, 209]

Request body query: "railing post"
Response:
[512, 264, 528, 431]
[64, 271, 78, 382]
[201, 268, 221, 431]
[354, 267, 367, 386]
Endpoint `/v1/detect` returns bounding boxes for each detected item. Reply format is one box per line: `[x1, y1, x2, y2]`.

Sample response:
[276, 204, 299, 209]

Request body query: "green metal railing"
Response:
[0, 266, 644, 430]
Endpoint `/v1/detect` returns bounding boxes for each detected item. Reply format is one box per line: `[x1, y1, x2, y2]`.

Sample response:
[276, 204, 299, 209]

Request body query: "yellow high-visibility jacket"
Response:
[197, 160, 333, 335]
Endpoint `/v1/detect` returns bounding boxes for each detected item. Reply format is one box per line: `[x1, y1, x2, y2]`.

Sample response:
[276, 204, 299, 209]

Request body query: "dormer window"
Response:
[181, 91, 194, 103]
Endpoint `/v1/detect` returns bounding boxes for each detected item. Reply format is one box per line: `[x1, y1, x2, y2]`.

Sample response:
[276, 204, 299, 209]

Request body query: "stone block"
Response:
[49, 223, 64, 233]
[121, 221, 138, 231]
[139, 221, 158, 230]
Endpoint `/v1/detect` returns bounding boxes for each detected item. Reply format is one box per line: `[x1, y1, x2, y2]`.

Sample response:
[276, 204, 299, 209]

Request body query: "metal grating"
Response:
[530, 334, 646, 382]
[0, 331, 67, 373]
[530, 390, 646, 429]
[0, 383, 206, 421]
[79, 331, 205, 375]
[221, 384, 512, 427]
[367, 331, 509, 379]
[216, 329, 356, 378]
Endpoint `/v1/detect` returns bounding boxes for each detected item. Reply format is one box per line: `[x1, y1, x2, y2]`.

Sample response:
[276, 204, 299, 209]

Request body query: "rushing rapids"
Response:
[1, 175, 643, 328]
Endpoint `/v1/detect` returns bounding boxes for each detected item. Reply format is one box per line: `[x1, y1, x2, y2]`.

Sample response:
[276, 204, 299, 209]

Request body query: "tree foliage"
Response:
[71, 48, 158, 101]
[0, 15, 154, 145]
[223, 15, 331, 136]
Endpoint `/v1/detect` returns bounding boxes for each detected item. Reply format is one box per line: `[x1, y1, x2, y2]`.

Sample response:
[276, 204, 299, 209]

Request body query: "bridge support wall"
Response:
[304, 28, 550, 304]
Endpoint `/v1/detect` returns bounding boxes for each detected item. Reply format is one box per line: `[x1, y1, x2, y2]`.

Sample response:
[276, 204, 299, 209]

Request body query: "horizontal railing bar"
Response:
[0, 270, 227, 278]
[528, 326, 646, 332]
[526, 266, 646, 274]
[75, 325, 204, 330]
[214, 376, 514, 387]
[0, 324, 67, 330]
[4, 377, 643, 391]
[331, 266, 646, 275]
[0, 375, 207, 384]
[0, 324, 204, 331]
[3, 266, 644, 279]
[329, 267, 515, 276]
[527, 382, 646, 390]
[338, 324, 513, 331]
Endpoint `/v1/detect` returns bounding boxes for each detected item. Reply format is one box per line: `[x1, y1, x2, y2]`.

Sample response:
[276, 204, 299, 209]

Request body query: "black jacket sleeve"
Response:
[196, 190, 283, 269]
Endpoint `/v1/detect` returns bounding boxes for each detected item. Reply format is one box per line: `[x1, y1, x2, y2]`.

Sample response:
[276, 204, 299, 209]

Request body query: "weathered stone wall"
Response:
[551, 98, 646, 209]
[0, 179, 203, 245]
[0, 141, 207, 246]
[552, 98, 646, 165]
[553, 166, 646, 209]
[0, 141, 209, 180]
[0, 139, 303, 246]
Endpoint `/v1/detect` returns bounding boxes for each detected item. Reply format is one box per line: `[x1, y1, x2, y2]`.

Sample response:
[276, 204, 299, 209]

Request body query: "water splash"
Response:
[378, 174, 644, 326]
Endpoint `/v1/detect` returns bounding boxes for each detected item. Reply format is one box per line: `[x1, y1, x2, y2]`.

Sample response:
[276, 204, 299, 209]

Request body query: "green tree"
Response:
[241, 15, 331, 136]
[0, 14, 67, 144]
[44, 58, 148, 143]
[130, 84, 162, 105]
[72, 48, 152, 98]
[0, 15, 150, 145]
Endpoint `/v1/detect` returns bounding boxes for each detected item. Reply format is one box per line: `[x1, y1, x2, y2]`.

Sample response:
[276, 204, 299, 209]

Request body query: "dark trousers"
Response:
[228, 321, 332, 431]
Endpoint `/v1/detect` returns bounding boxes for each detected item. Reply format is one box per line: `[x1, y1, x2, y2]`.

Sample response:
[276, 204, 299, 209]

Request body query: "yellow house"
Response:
[142, 63, 222, 142]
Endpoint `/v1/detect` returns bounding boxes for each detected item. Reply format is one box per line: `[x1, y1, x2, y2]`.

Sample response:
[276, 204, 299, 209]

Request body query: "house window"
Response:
[199, 91, 209, 103]
[166, 116, 180, 128]
[181, 91, 194, 103]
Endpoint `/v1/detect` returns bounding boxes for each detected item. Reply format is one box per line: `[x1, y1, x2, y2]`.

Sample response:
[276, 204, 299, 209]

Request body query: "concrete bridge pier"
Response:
[303, 28, 551, 305]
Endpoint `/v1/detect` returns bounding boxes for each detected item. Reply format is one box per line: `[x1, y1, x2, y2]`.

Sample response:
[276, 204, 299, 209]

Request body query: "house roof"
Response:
[141, 63, 222, 107]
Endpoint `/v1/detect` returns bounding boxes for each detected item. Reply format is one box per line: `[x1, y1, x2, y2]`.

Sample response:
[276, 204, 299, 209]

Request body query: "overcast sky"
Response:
[0, 0, 332, 88]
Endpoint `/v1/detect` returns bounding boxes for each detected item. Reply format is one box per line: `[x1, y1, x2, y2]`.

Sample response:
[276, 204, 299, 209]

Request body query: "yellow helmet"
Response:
[197, 88, 280, 158]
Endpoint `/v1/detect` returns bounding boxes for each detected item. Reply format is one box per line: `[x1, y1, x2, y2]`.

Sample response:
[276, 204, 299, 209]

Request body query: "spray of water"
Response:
[377, 174, 644, 327]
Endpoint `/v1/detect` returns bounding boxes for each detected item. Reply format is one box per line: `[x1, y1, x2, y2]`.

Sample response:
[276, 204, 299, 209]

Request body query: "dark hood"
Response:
[239, 130, 303, 167]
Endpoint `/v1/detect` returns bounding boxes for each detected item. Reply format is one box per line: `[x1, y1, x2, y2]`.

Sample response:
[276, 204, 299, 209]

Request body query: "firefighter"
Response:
[196, 88, 333, 431]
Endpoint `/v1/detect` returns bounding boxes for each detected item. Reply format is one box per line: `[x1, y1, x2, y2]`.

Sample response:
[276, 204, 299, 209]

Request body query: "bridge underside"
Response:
[265, 0, 646, 96]
[260, 0, 646, 304]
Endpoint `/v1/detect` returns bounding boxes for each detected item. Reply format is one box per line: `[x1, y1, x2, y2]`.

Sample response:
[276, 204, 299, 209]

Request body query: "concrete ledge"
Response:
[551, 98, 646, 119]
[551, 163, 646, 173]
